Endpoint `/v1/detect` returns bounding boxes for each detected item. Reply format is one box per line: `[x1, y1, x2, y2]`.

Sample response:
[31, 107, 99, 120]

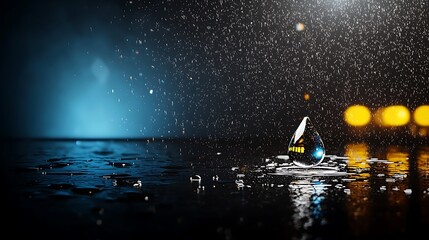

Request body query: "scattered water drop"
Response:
[133, 180, 142, 188]
[287, 117, 325, 168]
[404, 189, 412, 195]
[235, 179, 244, 188]
[109, 162, 134, 168]
[276, 155, 289, 161]
[190, 175, 201, 183]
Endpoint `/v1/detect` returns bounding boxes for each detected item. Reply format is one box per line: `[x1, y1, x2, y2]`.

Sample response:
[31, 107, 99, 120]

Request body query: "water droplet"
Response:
[404, 188, 412, 195]
[288, 117, 325, 168]
[133, 180, 142, 188]
[190, 175, 201, 183]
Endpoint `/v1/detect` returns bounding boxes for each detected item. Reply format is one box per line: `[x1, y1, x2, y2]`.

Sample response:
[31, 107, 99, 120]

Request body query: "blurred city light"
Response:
[414, 105, 429, 127]
[344, 105, 371, 127]
[380, 105, 410, 127]
[304, 93, 310, 101]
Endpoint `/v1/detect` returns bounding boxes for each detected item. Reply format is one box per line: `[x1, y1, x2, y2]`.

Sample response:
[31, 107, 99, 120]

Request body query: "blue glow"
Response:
[313, 148, 324, 158]
[0, 1, 180, 139]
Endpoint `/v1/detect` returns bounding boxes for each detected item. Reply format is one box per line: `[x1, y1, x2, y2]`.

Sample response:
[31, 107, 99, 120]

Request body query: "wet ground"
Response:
[3, 139, 429, 239]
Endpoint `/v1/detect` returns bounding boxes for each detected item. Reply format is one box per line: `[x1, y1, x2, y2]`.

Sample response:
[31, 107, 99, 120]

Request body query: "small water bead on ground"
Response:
[190, 175, 201, 183]
[287, 117, 325, 168]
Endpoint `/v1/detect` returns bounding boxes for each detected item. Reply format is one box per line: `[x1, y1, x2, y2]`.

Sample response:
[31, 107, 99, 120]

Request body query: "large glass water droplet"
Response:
[288, 117, 325, 168]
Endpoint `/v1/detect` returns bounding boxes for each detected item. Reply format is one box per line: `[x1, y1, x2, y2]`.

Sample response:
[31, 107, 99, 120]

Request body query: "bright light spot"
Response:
[344, 105, 371, 127]
[296, 23, 305, 31]
[414, 105, 429, 126]
[313, 148, 324, 158]
[304, 93, 310, 101]
[149, 89, 153, 94]
[380, 105, 410, 127]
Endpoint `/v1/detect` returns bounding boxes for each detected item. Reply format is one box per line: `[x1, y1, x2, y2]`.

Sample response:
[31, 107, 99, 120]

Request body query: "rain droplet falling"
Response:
[288, 117, 325, 168]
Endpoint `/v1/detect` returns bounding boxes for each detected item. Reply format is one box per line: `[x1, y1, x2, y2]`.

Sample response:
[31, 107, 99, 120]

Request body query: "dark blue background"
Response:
[1, 0, 428, 139]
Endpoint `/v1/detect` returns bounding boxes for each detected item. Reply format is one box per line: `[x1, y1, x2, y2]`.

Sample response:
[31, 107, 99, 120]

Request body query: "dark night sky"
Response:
[1, 0, 428, 139]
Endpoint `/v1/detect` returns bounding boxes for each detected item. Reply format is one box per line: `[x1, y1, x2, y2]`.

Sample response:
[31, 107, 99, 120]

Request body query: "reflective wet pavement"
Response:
[3, 139, 429, 239]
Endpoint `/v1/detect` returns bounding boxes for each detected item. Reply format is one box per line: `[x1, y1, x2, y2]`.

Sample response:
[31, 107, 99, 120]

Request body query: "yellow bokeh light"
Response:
[381, 105, 410, 126]
[414, 105, 429, 126]
[344, 105, 371, 127]
[304, 93, 310, 101]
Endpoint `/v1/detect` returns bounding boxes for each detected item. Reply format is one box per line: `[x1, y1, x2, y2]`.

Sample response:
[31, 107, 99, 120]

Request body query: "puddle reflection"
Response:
[6, 139, 429, 239]
[386, 146, 409, 176]
[289, 179, 327, 232]
[345, 143, 370, 179]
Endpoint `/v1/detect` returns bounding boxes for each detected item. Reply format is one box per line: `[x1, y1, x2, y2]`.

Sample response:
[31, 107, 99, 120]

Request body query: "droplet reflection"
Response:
[288, 117, 325, 168]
